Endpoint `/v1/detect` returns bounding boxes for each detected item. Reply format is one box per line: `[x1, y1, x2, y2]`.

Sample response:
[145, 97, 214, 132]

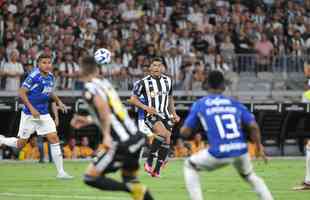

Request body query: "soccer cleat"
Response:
[151, 171, 160, 178]
[56, 172, 74, 179]
[293, 181, 310, 190]
[144, 163, 153, 175]
[128, 183, 147, 200]
[161, 160, 169, 169]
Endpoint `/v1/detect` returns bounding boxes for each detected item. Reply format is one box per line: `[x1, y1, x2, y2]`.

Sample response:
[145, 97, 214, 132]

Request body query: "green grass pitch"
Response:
[0, 159, 309, 200]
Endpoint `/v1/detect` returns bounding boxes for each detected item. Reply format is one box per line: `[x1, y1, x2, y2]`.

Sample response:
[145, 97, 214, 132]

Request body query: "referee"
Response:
[129, 57, 180, 177]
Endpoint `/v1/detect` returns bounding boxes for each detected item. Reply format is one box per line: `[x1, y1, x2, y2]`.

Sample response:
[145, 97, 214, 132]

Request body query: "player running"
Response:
[181, 70, 273, 200]
[129, 57, 180, 177]
[70, 56, 154, 200]
[0, 53, 73, 179]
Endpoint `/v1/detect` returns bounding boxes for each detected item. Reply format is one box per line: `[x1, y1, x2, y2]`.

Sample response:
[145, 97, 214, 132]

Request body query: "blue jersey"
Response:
[137, 97, 146, 120]
[184, 94, 255, 158]
[21, 68, 54, 115]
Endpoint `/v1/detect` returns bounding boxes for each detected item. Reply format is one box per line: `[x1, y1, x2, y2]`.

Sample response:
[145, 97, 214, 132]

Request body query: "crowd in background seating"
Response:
[0, 0, 310, 91]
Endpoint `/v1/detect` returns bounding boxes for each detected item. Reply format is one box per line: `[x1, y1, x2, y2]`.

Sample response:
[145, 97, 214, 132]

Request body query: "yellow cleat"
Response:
[128, 183, 147, 200]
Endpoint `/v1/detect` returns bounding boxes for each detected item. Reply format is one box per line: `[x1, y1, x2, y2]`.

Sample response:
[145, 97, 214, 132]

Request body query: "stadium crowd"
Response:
[0, 0, 310, 92]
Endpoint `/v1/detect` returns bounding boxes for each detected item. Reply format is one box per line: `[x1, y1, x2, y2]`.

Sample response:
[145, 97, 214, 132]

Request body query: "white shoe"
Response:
[56, 172, 74, 179]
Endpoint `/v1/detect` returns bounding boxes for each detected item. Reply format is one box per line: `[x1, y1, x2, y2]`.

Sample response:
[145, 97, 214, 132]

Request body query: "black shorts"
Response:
[93, 133, 146, 174]
[145, 114, 173, 131]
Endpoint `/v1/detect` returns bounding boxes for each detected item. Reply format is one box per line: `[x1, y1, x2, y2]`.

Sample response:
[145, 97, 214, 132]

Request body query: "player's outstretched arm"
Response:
[93, 95, 113, 149]
[246, 122, 268, 163]
[50, 93, 67, 113]
[128, 95, 157, 115]
[70, 114, 93, 129]
[168, 96, 180, 123]
[19, 87, 40, 118]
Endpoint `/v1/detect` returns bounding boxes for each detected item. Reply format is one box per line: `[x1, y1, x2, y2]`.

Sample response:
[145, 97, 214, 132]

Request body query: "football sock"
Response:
[50, 143, 65, 174]
[245, 173, 273, 200]
[122, 173, 154, 200]
[184, 159, 203, 200]
[1, 137, 18, 148]
[84, 175, 129, 192]
[154, 142, 170, 173]
[146, 136, 164, 166]
[305, 144, 310, 183]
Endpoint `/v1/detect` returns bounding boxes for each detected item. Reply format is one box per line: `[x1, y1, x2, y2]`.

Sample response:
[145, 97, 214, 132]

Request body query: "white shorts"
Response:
[189, 149, 253, 175]
[17, 112, 57, 139]
[138, 119, 152, 136]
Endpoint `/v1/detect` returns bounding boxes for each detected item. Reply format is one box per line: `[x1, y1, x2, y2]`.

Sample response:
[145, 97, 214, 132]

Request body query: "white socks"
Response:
[1, 137, 18, 148]
[305, 145, 310, 183]
[50, 143, 65, 174]
[246, 173, 273, 200]
[184, 160, 203, 200]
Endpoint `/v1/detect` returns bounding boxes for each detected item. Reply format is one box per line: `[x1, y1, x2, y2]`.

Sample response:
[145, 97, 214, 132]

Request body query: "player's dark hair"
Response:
[207, 70, 225, 90]
[151, 57, 163, 64]
[81, 56, 98, 75]
[37, 53, 51, 62]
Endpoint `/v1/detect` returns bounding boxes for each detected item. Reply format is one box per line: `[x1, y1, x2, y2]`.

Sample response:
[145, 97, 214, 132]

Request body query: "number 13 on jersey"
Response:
[214, 114, 240, 139]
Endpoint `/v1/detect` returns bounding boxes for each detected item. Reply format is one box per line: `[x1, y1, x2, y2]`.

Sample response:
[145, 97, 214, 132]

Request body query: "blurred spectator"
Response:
[188, 133, 205, 154]
[0, 0, 308, 91]
[63, 138, 80, 159]
[2, 49, 24, 91]
[18, 136, 40, 160]
[59, 52, 79, 90]
[173, 138, 189, 158]
[79, 136, 94, 159]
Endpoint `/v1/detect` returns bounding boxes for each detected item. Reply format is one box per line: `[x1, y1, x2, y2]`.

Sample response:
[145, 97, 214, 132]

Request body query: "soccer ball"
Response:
[94, 48, 111, 65]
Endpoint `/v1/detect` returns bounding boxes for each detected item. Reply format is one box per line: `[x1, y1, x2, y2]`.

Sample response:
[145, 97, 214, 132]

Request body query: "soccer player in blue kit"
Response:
[181, 71, 273, 200]
[0, 54, 73, 179]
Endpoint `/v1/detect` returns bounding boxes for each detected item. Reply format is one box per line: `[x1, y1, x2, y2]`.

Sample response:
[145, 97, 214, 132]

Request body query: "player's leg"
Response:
[38, 114, 72, 178]
[83, 146, 130, 193]
[306, 140, 310, 184]
[0, 112, 34, 149]
[294, 139, 310, 190]
[144, 117, 164, 174]
[37, 135, 45, 163]
[233, 153, 273, 200]
[184, 149, 231, 200]
[149, 121, 171, 177]
[122, 169, 154, 200]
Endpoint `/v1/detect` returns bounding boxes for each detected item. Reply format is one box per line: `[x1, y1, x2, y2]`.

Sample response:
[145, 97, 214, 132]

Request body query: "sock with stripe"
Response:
[146, 136, 164, 166]
[50, 143, 65, 174]
[154, 142, 170, 174]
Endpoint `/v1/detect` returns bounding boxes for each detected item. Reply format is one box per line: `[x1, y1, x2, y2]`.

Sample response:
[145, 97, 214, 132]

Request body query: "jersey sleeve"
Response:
[183, 101, 200, 129]
[240, 104, 255, 126]
[132, 80, 144, 97]
[169, 78, 173, 95]
[21, 74, 37, 90]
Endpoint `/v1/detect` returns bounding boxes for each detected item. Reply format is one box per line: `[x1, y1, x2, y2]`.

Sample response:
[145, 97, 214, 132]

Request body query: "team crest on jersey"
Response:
[150, 91, 156, 98]
[84, 91, 92, 100]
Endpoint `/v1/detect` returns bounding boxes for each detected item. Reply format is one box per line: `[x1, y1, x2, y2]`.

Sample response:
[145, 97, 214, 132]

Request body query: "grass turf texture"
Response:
[0, 159, 308, 200]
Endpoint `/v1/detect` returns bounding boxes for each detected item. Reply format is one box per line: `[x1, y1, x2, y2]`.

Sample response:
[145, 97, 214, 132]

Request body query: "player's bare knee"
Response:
[46, 133, 59, 144]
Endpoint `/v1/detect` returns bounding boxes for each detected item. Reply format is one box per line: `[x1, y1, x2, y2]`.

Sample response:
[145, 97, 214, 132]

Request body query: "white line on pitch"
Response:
[0, 192, 130, 200]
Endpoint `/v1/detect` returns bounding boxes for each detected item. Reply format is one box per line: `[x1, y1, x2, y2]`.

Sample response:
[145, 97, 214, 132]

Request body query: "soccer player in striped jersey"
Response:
[181, 71, 273, 200]
[0, 54, 72, 179]
[129, 57, 180, 177]
[70, 56, 154, 200]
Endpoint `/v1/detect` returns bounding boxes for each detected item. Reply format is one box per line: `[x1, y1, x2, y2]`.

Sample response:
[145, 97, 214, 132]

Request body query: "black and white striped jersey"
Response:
[133, 74, 173, 118]
[82, 78, 138, 142]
